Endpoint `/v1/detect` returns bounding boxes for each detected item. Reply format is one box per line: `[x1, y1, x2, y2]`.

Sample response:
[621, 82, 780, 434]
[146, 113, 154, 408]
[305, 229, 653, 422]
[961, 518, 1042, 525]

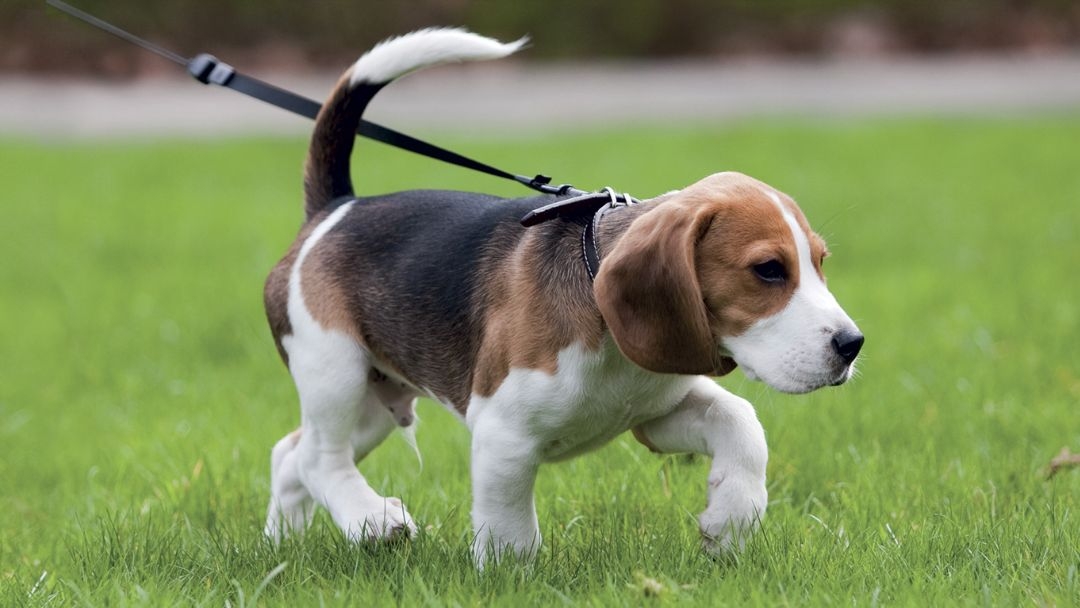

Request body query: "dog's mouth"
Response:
[734, 359, 854, 394]
[721, 341, 852, 393]
[829, 363, 856, 387]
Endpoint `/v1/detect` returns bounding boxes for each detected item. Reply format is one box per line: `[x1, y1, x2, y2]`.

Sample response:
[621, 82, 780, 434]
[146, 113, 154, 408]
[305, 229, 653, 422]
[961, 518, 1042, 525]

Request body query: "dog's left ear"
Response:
[595, 201, 726, 375]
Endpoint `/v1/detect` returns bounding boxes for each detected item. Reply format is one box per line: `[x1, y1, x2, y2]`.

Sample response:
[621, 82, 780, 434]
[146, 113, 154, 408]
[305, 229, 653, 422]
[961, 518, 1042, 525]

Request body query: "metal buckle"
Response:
[599, 186, 638, 208]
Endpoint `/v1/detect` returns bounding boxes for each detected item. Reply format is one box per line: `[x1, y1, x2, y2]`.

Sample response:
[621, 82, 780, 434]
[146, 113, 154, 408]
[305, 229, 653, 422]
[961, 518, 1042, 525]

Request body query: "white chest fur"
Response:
[466, 339, 697, 462]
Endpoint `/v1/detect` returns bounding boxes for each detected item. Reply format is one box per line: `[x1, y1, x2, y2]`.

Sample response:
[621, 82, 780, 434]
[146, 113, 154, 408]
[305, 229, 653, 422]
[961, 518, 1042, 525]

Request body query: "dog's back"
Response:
[265, 189, 574, 407]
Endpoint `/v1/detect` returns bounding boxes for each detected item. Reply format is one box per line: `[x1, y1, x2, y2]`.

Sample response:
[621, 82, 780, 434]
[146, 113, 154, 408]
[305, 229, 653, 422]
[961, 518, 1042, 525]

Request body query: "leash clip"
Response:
[187, 53, 236, 86]
[517, 173, 576, 196]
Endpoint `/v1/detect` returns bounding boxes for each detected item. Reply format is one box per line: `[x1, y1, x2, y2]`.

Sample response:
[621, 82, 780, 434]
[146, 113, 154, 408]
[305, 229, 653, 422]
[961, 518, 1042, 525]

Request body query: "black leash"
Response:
[45, 0, 642, 278]
[45, 0, 580, 198]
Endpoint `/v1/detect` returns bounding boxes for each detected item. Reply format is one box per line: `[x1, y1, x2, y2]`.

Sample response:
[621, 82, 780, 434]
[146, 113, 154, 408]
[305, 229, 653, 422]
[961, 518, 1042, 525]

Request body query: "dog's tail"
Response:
[303, 28, 527, 220]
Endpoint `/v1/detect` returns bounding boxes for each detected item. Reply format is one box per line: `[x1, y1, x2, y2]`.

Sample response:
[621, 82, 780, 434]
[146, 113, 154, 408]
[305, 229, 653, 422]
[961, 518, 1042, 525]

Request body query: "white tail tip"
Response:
[349, 27, 527, 87]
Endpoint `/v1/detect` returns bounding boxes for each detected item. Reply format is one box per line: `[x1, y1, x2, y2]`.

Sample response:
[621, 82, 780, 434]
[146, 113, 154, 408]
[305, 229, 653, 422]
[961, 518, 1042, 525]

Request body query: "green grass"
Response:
[2, 117, 1079, 606]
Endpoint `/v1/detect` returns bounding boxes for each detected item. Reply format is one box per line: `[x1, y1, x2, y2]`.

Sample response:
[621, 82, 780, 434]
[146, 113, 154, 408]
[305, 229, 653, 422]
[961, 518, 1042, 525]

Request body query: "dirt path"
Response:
[4, 54, 1080, 139]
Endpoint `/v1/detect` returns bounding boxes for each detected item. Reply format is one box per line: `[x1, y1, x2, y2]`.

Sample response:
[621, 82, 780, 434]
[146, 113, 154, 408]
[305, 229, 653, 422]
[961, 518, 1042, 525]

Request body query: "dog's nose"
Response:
[831, 330, 864, 364]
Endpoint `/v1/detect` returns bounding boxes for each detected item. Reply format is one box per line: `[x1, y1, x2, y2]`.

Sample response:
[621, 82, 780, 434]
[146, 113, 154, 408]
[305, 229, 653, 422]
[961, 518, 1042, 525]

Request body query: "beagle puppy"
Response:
[262, 29, 863, 566]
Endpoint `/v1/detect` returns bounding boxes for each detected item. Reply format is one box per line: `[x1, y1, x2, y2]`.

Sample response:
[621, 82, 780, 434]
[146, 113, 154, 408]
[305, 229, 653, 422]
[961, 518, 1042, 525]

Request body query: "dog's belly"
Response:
[466, 339, 698, 462]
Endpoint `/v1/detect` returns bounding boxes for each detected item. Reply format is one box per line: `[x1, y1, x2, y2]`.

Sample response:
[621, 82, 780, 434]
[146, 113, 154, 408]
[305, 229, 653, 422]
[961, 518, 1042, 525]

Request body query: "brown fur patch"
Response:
[299, 231, 364, 342]
[263, 208, 369, 366]
[594, 198, 719, 374]
[472, 223, 605, 399]
[263, 221, 315, 366]
[690, 177, 800, 337]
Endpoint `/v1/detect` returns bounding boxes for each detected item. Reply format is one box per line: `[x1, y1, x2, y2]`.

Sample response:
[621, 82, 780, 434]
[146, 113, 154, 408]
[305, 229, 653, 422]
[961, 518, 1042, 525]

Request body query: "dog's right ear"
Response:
[594, 202, 721, 375]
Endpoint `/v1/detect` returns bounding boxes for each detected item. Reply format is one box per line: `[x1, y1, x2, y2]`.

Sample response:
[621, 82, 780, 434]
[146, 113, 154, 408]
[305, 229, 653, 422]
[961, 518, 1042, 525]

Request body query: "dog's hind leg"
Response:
[284, 330, 416, 542]
[264, 377, 418, 542]
[631, 376, 768, 555]
[269, 201, 416, 542]
[265, 427, 314, 540]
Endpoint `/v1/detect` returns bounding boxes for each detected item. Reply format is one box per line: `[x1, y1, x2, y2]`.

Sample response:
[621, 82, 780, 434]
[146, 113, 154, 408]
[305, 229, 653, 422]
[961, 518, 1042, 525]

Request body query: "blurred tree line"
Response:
[6, 0, 1080, 75]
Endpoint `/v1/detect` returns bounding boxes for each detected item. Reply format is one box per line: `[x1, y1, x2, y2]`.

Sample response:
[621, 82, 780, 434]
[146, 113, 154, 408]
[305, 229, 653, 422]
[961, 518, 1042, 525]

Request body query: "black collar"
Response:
[581, 203, 610, 281]
[519, 187, 638, 282]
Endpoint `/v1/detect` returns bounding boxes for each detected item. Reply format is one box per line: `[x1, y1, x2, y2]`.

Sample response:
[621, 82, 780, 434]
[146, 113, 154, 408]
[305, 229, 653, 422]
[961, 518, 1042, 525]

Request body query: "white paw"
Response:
[698, 477, 766, 555]
[343, 496, 417, 543]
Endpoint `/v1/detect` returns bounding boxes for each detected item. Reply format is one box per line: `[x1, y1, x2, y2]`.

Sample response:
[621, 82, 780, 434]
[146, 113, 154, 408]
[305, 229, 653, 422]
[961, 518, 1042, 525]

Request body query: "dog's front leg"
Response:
[469, 412, 542, 568]
[633, 376, 769, 554]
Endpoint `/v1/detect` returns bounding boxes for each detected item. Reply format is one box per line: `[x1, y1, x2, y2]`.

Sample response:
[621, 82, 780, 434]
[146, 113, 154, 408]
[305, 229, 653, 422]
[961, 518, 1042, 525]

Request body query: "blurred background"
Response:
[6, 0, 1080, 74]
[5, 0, 1080, 139]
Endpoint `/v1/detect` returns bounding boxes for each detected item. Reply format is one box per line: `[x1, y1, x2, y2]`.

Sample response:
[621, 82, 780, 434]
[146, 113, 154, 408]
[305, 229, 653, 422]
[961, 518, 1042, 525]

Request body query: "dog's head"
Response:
[595, 172, 862, 393]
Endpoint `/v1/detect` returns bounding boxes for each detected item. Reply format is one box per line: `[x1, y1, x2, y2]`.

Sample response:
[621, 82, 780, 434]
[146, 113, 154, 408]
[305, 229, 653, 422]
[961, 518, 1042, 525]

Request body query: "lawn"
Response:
[1, 117, 1078, 606]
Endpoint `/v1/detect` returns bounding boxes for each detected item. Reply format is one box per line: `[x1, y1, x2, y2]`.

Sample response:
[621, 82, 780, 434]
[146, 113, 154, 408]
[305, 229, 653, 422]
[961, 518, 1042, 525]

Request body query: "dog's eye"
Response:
[752, 260, 787, 283]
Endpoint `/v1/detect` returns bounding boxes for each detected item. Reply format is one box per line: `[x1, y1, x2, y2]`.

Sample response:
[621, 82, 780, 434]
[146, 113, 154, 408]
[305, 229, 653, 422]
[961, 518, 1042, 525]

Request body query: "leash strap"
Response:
[47, 0, 646, 279]
[202, 62, 578, 197]
[188, 52, 563, 191]
[46, 0, 572, 198]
